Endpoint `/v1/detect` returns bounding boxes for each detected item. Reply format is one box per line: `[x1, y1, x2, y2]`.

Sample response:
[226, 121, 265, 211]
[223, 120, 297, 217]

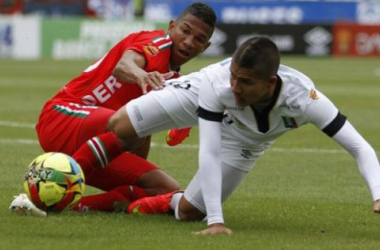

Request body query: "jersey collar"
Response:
[250, 75, 283, 133]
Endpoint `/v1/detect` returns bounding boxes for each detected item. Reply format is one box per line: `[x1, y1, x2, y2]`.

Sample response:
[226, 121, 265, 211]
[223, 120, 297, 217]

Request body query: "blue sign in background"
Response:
[144, 0, 368, 24]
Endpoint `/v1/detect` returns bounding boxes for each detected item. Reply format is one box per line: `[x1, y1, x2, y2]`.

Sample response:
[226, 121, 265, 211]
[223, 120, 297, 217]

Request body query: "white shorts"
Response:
[184, 130, 263, 213]
[126, 74, 202, 137]
[184, 162, 248, 215]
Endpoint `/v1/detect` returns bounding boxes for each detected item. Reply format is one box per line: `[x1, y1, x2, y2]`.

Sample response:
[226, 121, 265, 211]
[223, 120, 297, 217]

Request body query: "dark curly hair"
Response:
[178, 2, 217, 29]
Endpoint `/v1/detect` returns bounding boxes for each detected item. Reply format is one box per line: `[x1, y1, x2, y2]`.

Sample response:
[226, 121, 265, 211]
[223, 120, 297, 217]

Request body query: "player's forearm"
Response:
[199, 153, 224, 225]
[333, 121, 380, 200]
[198, 118, 224, 225]
[113, 61, 146, 83]
[112, 50, 147, 83]
[356, 145, 380, 201]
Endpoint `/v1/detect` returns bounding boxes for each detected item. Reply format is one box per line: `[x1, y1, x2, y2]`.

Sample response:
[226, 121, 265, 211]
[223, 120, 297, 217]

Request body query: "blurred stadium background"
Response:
[1, 2, 380, 248]
[1, 0, 380, 60]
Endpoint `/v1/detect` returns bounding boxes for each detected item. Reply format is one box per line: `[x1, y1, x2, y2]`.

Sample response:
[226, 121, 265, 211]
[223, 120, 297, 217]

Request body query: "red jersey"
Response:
[50, 30, 178, 110]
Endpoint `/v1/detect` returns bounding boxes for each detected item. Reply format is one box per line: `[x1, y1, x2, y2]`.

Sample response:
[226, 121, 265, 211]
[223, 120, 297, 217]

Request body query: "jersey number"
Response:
[165, 79, 191, 90]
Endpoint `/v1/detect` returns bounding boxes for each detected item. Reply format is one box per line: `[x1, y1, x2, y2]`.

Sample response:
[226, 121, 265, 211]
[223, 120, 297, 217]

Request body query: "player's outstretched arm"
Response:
[331, 121, 380, 208]
[113, 50, 174, 94]
[193, 223, 233, 236]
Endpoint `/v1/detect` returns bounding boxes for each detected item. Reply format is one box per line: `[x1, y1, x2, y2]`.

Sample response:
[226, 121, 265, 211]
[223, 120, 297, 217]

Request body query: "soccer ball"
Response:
[24, 152, 85, 213]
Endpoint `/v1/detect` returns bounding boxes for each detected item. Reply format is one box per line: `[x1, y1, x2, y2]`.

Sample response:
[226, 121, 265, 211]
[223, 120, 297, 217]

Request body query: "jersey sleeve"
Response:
[304, 90, 380, 202]
[332, 121, 380, 201]
[198, 79, 225, 122]
[198, 117, 224, 225]
[120, 30, 172, 73]
[197, 72, 227, 225]
[303, 90, 345, 137]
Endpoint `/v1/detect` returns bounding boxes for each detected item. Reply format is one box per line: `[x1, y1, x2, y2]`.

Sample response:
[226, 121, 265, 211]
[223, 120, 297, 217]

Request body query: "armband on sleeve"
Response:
[322, 112, 347, 137]
[197, 106, 224, 122]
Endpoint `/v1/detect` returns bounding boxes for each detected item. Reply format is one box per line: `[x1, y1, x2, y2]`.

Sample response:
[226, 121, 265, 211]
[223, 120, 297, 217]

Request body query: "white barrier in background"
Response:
[0, 15, 41, 59]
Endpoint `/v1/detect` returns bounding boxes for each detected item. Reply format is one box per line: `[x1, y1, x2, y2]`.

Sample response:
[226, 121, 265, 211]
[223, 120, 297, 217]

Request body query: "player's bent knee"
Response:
[177, 198, 205, 221]
[136, 170, 180, 195]
[178, 208, 205, 221]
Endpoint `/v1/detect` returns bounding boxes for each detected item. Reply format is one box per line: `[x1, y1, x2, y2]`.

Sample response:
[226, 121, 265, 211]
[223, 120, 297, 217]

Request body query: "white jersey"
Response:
[196, 58, 380, 226]
[126, 57, 380, 226]
[199, 58, 343, 149]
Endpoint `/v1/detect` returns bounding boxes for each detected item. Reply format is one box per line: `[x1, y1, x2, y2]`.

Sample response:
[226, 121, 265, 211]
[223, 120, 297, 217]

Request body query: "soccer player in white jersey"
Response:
[108, 36, 380, 235]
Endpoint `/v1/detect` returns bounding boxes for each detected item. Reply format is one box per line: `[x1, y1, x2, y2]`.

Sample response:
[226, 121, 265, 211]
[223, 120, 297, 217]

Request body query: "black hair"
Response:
[233, 37, 280, 80]
[178, 2, 217, 29]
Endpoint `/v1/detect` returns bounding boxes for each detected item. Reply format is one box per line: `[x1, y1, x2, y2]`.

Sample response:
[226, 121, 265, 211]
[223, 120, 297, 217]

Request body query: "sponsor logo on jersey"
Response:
[291, 104, 301, 110]
[309, 90, 319, 100]
[282, 116, 298, 129]
[279, 104, 301, 110]
[240, 149, 253, 159]
[82, 75, 123, 105]
[143, 44, 159, 56]
[132, 105, 143, 122]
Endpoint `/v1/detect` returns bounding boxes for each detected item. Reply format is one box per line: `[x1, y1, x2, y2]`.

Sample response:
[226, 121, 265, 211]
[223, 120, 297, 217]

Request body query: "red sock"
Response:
[72, 185, 150, 212]
[73, 132, 124, 174]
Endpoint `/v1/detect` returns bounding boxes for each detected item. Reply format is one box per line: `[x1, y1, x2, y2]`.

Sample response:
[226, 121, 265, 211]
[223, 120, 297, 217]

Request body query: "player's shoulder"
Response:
[124, 29, 170, 44]
[279, 64, 313, 84]
[201, 57, 231, 83]
[278, 64, 315, 94]
[133, 29, 166, 38]
[277, 64, 318, 110]
[126, 30, 172, 59]
[198, 58, 233, 103]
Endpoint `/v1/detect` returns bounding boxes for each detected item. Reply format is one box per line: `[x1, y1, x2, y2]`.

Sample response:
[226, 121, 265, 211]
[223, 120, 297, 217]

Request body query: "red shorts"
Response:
[36, 101, 113, 154]
[36, 101, 157, 189]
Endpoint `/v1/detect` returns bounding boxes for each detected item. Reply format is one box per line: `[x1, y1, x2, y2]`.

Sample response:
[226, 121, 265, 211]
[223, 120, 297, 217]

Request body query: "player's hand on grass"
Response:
[137, 71, 174, 94]
[373, 199, 380, 213]
[193, 223, 233, 236]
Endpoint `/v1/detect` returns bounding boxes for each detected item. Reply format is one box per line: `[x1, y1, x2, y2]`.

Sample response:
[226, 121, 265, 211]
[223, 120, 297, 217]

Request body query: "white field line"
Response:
[0, 138, 351, 155]
[0, 138, 39, 145]
[0, 120, 378, 155]
[0, 121, 35, 128]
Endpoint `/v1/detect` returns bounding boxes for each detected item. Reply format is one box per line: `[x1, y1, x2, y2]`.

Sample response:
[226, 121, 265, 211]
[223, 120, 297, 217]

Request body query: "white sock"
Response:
[170, 193, 183, 220]
[174, 204, 180, 220]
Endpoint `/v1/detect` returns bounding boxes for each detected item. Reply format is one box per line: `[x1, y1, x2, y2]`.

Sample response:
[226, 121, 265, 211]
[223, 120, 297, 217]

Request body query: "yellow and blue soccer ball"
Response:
[24, 152, 85, 213]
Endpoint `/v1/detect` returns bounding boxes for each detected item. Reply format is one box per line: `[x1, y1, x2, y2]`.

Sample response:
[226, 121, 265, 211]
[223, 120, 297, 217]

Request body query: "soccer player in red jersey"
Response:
[33, 3, 216, 211]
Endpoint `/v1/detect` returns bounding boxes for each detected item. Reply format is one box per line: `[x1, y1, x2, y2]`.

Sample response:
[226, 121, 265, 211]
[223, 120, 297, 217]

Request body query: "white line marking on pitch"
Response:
[0, 121, 35, 128]
[0, 121, 378, 155]
[0, 138, 352, 155]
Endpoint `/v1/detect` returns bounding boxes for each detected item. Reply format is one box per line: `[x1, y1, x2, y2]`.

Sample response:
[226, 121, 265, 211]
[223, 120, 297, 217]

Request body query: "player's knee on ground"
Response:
[136, 170, 180, 196]
[107, 108, 145, 151]
[177, 197, 206, 221]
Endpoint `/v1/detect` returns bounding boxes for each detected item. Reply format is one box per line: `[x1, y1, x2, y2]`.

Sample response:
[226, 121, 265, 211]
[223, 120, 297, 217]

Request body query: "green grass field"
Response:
[0, 56, 380, 249]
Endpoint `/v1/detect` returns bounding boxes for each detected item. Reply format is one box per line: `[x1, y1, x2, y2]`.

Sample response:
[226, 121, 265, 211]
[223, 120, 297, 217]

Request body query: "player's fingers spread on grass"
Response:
[192, 229, 210, 236]
[373, 199, 380, 213]
[193, 226, 233, 236]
